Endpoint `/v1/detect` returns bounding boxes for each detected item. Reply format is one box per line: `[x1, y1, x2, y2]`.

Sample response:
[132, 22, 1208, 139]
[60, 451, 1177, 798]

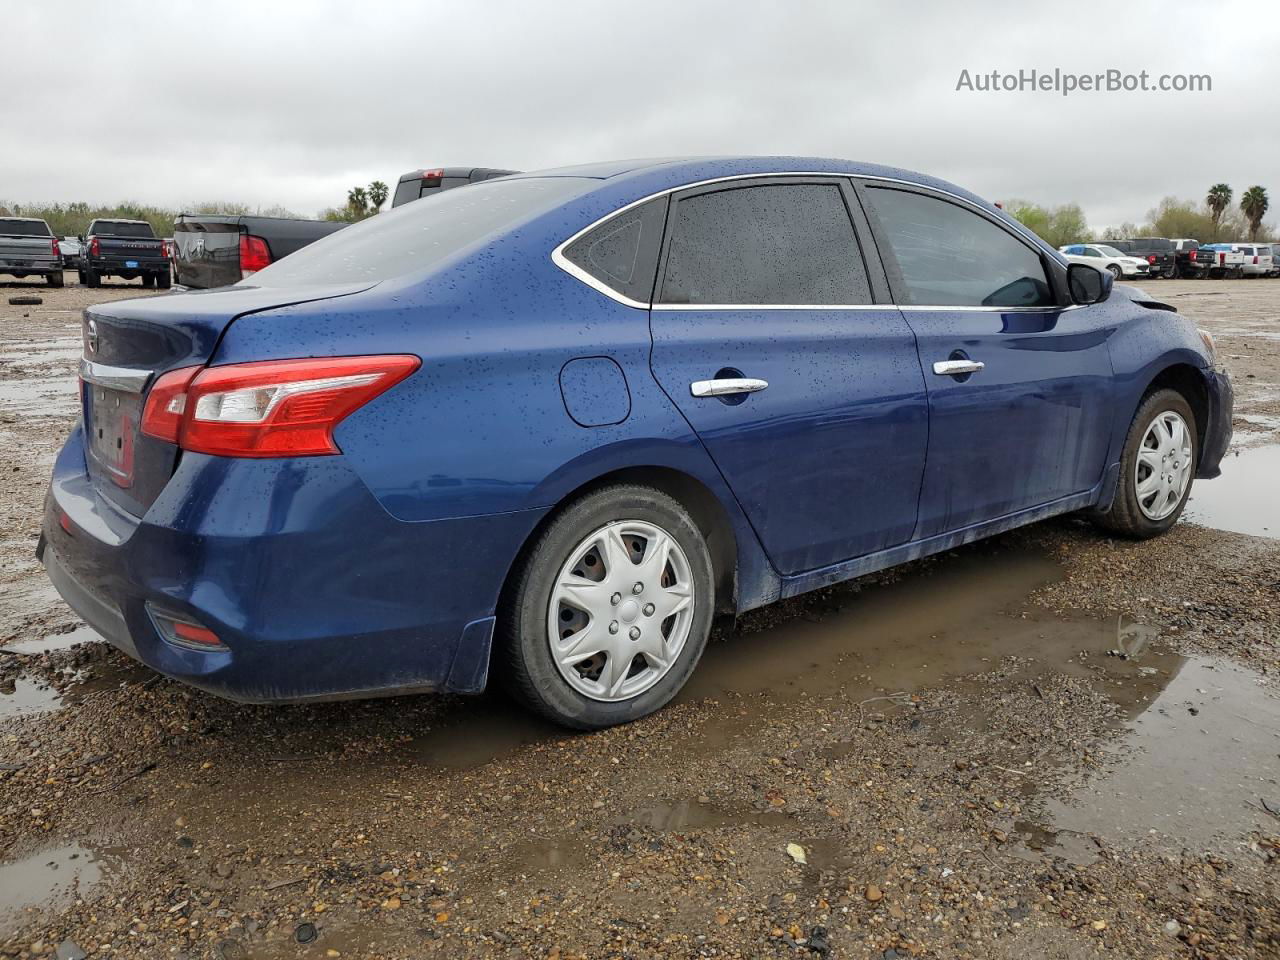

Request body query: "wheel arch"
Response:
[500, 465, 743, 621]
[1141, 362, 1209, 456]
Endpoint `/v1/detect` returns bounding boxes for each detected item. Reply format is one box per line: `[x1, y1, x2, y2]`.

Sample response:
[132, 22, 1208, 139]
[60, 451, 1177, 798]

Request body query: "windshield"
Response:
[1095, 245, 1125, 257]
[248, 177, 596, 287]
[94, 221, 157, 238]
[0, 220, 52, 237]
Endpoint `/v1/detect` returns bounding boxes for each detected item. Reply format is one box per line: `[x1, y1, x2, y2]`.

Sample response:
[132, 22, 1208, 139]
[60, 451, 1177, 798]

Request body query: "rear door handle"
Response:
[690, 378, 769, 398]
[932, 359, 985, 376]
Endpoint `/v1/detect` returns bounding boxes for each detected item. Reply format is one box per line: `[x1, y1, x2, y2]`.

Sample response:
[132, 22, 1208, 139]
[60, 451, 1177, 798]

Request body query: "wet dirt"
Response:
[1, 280, 1279, 957]
[1185, 443, 1280, 537]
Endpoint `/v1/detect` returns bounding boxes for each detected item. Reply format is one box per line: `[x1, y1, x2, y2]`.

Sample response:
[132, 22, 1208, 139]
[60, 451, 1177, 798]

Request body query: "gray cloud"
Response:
[2, 0, 1274, 231]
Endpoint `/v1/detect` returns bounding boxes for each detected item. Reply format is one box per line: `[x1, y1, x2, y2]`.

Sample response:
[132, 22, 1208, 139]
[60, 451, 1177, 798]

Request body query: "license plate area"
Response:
[87, 386, 141, 487]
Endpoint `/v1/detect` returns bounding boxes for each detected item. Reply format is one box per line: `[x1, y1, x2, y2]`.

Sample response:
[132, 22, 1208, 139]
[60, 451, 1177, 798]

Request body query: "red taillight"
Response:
[1147, 254, 1157, 263]
[141, 355, 420, 458]
[89, 236, 100, 257]
[162, 239, 173, 260]
[238, 234, 272, 275]
[52, 237, 61, 257]
[422, 168, 444, 180]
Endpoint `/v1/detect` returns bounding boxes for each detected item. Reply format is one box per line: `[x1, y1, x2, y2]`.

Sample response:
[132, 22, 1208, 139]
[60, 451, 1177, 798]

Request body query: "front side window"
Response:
[560, 196, 668, 304]
[659, 183, 871, 306]
[866, 188, 1054, 308]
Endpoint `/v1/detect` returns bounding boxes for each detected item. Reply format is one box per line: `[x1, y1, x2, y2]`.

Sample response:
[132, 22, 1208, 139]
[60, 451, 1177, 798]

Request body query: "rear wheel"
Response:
[141, 273, 155, 288]
[1093, 389, 1197, 539]
[156, 270, 171, 289]
[84, 268, 100, 288]
[499, 485, 715, 729]
[46, 271, 64, 288]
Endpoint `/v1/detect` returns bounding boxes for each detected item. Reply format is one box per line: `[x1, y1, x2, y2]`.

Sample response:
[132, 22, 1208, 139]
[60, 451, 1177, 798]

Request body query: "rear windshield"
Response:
[0, 220, 52, 237]
[248, 177, 594, 286]
[93, 222, 156, 238]
[1132, 237, 1172, 251]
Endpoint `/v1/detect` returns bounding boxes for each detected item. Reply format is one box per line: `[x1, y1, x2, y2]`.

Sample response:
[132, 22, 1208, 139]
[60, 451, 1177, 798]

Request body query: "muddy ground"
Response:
[1, 275, 1278, 959]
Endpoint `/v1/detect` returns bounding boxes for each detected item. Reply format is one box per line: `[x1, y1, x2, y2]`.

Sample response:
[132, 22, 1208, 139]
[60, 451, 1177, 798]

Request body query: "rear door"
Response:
[648, 177, 929, 575]
[858, 182, 1115, 539]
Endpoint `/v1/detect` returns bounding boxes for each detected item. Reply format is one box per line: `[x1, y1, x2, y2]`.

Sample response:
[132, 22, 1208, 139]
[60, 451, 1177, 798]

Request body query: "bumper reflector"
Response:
[147, 604, 228, 652]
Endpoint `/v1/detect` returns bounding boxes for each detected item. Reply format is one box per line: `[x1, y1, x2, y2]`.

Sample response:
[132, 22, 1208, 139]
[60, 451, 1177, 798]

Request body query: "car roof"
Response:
[0, 216, 49, 223]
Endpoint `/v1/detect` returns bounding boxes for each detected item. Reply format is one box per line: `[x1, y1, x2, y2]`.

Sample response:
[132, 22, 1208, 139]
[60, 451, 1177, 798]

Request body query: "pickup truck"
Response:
[1200, 243, 1248, 279]
[80, 219, 170, 288]
[0, 217, 63, 286]
[173, 214, 348, 289]
[390, 166, 519, 207]
[1099, 237, 1178, 278]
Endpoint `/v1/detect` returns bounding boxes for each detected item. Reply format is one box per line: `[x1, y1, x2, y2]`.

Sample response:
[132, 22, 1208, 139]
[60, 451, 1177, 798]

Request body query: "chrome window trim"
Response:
[79, 358, 152, 393]
[651, 303, 1082, 313]
[550, 170, 1059, 310]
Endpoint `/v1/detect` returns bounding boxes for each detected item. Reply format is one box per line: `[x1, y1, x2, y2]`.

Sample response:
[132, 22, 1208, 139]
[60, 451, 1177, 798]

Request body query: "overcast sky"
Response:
[2, 0, 1274, 231]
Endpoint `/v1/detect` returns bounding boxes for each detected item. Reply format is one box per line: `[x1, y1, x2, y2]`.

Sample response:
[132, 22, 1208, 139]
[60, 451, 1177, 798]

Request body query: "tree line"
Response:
[0, 200, 302, 238]
[1007, 184, 1273, 249]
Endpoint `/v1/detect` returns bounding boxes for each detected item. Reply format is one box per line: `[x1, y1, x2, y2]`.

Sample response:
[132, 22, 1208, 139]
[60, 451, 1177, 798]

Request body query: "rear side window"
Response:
[249, 176, 594, 287]
[93, 222, 156, 238]
[0, 220, 52, 237]
[561, 197, 668, 304]
[866, 188, 1053, 308]
[659, 183, 870, 305]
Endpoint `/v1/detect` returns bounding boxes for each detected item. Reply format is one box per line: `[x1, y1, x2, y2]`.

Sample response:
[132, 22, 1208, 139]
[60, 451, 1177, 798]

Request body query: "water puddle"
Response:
[0, 842, 125, 927]
[1185, 444, 1280, 537]
[407, 695, 566, 769]
[2, 624, 104, 655]
[0, 675, 63, 719]
[1033, 655, 1280, 858]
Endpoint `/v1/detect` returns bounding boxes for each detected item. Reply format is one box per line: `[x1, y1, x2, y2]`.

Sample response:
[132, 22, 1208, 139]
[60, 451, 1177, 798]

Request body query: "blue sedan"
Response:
[39, 157, 1233, 728]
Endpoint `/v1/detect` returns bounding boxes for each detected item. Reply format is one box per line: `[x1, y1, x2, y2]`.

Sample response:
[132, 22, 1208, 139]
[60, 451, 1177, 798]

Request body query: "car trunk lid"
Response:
[79, 282, 373, 517]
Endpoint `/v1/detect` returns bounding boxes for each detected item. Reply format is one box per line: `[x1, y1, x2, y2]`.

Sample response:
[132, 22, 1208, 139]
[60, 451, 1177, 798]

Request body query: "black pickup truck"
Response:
[1100, 237, 1178, 278]
[173, 214, 348, 289]
[80, 219, 170, 288]
[391, 166, 519, 207]
[0, 217, 63, 286]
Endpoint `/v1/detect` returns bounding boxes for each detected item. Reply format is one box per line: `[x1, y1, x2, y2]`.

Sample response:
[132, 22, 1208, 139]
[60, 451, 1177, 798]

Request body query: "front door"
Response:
[858, 183, 1116, 538]
[648, 177, 929, 575]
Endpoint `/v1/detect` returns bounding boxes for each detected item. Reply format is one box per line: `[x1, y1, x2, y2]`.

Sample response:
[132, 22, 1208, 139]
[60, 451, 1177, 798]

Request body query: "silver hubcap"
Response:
[1135, 410, 1193, 521]
[548, 520, 694, 702]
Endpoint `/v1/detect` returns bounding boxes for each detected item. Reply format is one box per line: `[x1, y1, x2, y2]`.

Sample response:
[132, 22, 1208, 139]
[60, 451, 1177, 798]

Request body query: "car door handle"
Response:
[690, 378, 769, 398]
[932, 359, 985, 376]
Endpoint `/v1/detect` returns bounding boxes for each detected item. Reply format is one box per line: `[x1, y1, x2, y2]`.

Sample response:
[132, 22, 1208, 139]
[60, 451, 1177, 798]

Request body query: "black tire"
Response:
[498, 484, 716, 730]
[141, 273, 155, 288]
[1162, 263, 1177, 279]
[84, 269, 100, 288]
[77, 270, 86, 285]
[1107, 264, 1122, 280]
[1092, 389, 1197, 539]
[157, 271, 171, 290]
[47, 271, 64, 288]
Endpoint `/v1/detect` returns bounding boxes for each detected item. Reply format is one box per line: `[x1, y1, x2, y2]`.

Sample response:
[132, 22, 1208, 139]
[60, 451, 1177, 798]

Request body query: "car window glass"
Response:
[0, 220, 52, 237]
[659, 183, 870, 305]
[561, 196, 668, 304]
[866, 188, 1054, 308]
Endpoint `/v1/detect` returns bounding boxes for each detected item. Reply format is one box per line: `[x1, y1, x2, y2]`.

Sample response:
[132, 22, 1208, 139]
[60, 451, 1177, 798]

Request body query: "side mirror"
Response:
[1068, 263, 1112, 304]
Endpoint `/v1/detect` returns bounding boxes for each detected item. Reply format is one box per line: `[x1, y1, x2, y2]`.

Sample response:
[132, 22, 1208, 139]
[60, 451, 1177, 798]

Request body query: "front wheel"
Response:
[1092, 389, 1197, 539]
[1107, 264, 1122, 280]
[498, 485, 715, 729]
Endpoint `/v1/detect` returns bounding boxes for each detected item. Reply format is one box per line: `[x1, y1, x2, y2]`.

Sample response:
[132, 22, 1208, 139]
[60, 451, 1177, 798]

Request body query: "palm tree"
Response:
[1240, 186, 1269, 241]
[346, 186, 369, 218]
[368, 181, 389, 212]
[1206, 184, 1232, 234]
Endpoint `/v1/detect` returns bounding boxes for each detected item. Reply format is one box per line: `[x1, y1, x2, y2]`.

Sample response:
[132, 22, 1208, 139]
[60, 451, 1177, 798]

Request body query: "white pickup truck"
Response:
[0, 217, 64, 287]
[1200, 243, 1248, 279]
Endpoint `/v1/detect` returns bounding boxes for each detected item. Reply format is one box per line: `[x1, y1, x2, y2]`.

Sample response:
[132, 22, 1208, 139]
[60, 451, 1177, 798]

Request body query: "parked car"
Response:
[39, 157, 1233, 730]
[80, 219, 170, 288]
[1236, 243, 1275, 277]
[59, 236, 83, 270]
[1256, 244, 1280, 277]
[1101, 237, 1178, 278]
[1200, 243, 1248, 279]
[1170, 238, 1207, 278]
[0, 217, 63, 286]
[173, 214, 348, 289]
[1058, 243, 1150, 279]
[391, 166, 519, 207]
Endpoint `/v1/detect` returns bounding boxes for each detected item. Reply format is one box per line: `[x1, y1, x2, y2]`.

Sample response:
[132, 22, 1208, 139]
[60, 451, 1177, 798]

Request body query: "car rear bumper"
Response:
[86, 258, 169, 273]
[1197, 367, 1233, 479]
[0, 257, 60, 273]
[39, 424, 545, 703]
